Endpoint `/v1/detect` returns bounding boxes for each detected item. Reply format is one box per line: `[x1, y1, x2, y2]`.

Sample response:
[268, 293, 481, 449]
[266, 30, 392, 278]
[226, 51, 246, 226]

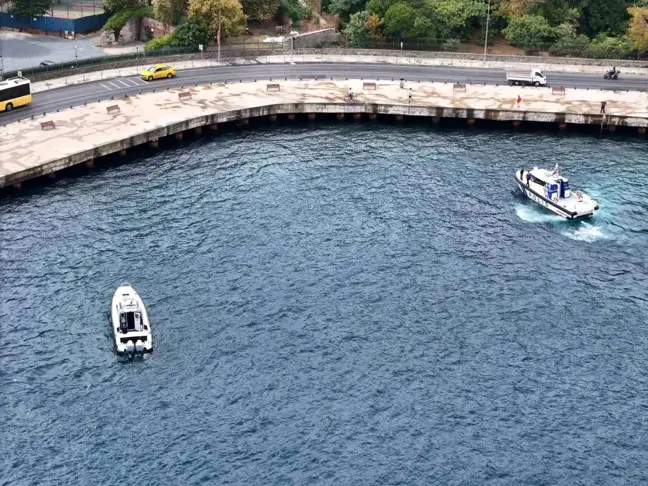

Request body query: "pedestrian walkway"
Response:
[2, 79, 648, 188]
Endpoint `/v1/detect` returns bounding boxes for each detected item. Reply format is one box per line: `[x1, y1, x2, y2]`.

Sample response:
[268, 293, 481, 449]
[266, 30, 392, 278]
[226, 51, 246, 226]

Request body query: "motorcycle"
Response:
[604, 69, 620, 80]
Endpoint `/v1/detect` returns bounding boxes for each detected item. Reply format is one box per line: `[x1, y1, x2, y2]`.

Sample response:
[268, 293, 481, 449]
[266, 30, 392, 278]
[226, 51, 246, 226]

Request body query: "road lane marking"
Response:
[128, 78, 144, 86]
[108, 81, 121, 89]
[100, 84, 112, 91]
[117, 80, 131, 88]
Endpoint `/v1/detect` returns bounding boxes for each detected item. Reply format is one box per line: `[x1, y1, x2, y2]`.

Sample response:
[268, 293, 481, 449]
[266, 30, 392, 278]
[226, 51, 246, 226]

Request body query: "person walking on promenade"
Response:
[517, 95, 522, 107]
[600, 101, 607, 114]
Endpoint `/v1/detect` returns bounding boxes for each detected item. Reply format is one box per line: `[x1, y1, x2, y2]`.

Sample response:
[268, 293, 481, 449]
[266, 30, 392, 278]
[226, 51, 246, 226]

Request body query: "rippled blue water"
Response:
[2, 124, 648, 485]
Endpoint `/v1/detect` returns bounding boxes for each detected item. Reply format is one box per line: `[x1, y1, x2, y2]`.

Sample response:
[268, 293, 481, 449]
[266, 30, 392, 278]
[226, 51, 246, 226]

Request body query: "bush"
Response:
[503, 14, 558, 50]
[584, 35, 633, 59]
[173, 19, 211, 48]
[145, 33, 177, 52]
[549, 34, 590, 57]
[442, 38, 460, 51]
[104, 5, 153, 41]
[279, 0, 312, 22]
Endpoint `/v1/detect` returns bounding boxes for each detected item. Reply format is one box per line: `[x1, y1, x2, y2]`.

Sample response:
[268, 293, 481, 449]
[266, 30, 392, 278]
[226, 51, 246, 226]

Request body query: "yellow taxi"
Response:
[140, 64, 177, 81]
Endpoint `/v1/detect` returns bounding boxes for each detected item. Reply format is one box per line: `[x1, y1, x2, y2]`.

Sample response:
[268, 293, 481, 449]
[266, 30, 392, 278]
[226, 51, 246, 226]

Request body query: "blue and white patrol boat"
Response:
[515, 164, 599, 220]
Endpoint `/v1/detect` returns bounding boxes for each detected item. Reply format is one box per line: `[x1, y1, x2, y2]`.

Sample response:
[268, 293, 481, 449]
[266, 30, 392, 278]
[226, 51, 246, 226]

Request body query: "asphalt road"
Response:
[1, 63, 645, 125]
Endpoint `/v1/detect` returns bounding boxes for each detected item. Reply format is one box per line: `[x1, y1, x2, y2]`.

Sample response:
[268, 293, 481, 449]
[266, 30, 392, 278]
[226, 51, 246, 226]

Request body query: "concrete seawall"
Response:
[2, 79, 647, 189]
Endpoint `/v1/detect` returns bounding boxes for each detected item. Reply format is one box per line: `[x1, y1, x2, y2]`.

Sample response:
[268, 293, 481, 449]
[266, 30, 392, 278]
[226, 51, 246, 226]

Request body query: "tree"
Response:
[242, 0, 280, 20]
[496, 0, 546, 18]
[327, 0, 368, 19]
[503, 14, 558, 49]
[153, 0, 186, 24]
[580, 0, 628, 37]
[628, 6, 648, 53]
[188, 0, 247, 39]
[173, 18, 212, 46]
[366, 0, 393, 17]
[105, 0, 145, 12]
[383, 3, 418, 38]
[8, 0, 52, 17]
[345, 11, 371, 46]
[427, 0, 486, 37]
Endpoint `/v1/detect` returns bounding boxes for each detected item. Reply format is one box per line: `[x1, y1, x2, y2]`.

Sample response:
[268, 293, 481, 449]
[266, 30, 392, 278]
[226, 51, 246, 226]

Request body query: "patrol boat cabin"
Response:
[515, 164, 599, 219]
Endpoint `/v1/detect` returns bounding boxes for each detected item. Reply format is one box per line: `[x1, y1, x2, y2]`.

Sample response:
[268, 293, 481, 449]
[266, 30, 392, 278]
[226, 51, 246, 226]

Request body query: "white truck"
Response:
[506, 68, 547, 87]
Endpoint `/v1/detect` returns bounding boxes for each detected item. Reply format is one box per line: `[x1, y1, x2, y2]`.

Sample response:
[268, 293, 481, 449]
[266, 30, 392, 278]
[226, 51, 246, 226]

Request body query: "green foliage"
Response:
[153, 0, 186, 25]
[279, 0, 312, 22]
[345, 11, 371, 47]
[383, 3, 418, 38]
[104, 0, 144, 13]
[427, 0, 486, 38]
[503, 14, 558, 49]
[8, 0, 52, 17]
[242, 0, 281, 21]
[549, 34, 590, 56]
[529, 1, 579, 27]
[584, 34, 633, 59]
[580, 0, 629, 37]
[328, 0, 368, 19]
[144, 32, 177, 51]
[104, 5, 153, 41]
[365, 0, 392, 17]
[173, 19, 212, 48]
[442, 38, 460, 51]
[144, 19, 211, 51]
[188, 0, 247, 39]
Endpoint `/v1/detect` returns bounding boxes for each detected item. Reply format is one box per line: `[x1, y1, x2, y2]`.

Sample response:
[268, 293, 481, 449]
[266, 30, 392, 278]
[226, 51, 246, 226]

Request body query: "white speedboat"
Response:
[110, 283, 152, 354]
[515, 164, 599, 220]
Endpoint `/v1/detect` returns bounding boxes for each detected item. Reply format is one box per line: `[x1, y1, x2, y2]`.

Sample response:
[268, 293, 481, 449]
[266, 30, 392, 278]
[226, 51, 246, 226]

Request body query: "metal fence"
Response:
[0, 11, 109, 34]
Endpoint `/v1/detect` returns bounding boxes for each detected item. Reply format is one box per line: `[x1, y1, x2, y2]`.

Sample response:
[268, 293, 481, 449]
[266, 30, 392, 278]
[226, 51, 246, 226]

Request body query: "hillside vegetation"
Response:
[100, 0, 648, 58]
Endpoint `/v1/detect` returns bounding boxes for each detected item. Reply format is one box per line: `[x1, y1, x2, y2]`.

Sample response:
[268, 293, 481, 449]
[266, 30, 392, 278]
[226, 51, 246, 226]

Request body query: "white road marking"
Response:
[108, 81, 121, 89]
[128, 78, 144, 86]
[100, 83, 112, 91]
[117, 80, 130, 88]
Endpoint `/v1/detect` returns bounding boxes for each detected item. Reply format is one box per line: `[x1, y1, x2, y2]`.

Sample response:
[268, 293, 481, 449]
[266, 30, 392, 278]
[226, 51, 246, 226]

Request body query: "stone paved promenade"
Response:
[2, 79, 648, 188]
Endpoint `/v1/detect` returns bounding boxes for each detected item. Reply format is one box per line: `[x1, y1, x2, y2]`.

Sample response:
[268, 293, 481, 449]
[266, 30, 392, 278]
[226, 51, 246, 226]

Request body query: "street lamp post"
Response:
[483, 0, 491, 64]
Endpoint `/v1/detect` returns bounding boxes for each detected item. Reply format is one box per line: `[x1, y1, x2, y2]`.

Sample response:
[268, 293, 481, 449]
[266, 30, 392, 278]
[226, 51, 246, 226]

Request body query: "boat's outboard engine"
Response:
[135, 340, 145, 353]
[125, 340, 135, 353]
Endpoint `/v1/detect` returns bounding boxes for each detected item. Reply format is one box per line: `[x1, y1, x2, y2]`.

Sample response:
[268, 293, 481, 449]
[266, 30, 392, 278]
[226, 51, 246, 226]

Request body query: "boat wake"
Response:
[515, 205, 563, 223]
[515, 205, 609, 242]
[560, 222, 608, 243]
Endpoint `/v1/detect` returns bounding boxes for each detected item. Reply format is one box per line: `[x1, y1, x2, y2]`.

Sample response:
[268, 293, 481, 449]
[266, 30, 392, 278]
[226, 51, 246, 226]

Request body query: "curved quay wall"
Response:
[2, 79, 648, 189]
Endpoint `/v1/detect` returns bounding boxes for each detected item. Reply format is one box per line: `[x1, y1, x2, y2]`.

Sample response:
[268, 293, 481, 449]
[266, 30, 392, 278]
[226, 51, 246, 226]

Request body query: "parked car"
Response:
[140, 64, 176, 81]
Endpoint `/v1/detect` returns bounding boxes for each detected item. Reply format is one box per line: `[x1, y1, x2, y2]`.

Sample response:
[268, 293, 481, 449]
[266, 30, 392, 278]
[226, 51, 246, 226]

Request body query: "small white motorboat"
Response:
[110, 283, 152, 355]
[515, 164, 599, 220]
